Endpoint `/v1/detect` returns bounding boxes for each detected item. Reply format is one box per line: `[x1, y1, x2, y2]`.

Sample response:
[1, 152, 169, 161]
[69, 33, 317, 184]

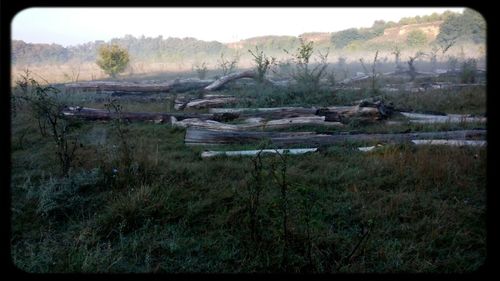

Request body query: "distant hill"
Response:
[368, 21, 443, 44]
[11, 9, 485, 67]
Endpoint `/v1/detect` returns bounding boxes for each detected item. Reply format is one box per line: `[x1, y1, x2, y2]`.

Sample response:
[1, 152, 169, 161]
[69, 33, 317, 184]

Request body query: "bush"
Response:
[331, 28, 365, 49]
[96, 183, 173, 236]
[460, 58, 477, 84]
[26, 169, 103, 219]
[286, 39, 329, 93]
[406, 30, 428, 47]
[193, 62, 208, 79]
[218, 52, 239, 76]
[248, 46, 276, 83]
[436, 8, 486, 44]
[447, 56, 459, 72]
[13, 70, 80, 176]
[96, 44, 130, 79]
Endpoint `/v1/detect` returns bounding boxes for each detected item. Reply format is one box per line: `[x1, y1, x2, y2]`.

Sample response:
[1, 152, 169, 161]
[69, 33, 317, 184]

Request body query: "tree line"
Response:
[11, 9, 485, 66]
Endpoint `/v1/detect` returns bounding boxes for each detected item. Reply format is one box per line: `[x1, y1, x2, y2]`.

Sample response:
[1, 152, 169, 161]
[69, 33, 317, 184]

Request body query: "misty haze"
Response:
[10, 7, 486, 273]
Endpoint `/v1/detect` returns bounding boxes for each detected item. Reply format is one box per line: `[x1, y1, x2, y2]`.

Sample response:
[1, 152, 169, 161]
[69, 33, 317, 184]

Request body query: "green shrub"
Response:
[406, 30, 427, 47]
[26, 169, 103, 219]
[13, 70, 80, 176]
[193, 62, 208, 79]
[96, 184, 173, 237]
[218, 52, 240, 76]
[248, 46, 276, 83]
[286, 39, 330, 94]
[460, 58, 477, 83]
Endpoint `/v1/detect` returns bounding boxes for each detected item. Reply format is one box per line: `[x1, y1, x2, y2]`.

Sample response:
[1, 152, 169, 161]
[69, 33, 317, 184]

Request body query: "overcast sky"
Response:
[12, 7, 465, 47]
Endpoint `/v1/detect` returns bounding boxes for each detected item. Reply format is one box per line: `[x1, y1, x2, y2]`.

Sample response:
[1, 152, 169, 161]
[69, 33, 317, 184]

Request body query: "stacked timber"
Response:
[184, 128, 486, 146]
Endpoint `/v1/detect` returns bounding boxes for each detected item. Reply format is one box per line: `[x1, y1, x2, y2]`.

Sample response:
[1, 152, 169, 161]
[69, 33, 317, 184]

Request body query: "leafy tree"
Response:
[218, 52, 240, 76]
[193, 62, 208, 79]
[13, 70, 80, 176]
[436, 8, 486, 44]
[371, 20, 387, 37]
[248, 46, 276, 83]
[285, 39, 329, 92]
[96, 44, 130, 78]
[460, 58, 477, 83]
[406, 30, 428, 47]
[331, 28, 364, 49]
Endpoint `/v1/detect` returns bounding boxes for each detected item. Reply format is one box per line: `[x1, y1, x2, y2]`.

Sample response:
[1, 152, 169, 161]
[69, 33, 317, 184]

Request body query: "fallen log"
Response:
[186, 130, 318, 145]
[173, 116, 343, 131]
[203, 70, 257, 91]
[338, 74, 371, 85]
[65, 79, 213, 93]
[337, 71, 439, 86]
[209, 107, 315, 114]
[183, 97, 239, 110]
[210, 107, 318, 120]
[411, 139, 486, 147]
[201, 148, 318, 158]
[60, 103, 387, 124]
[358, 144, 384, 152]
[400, 112, 487, 124]
[65, 70, 286, 94]
[185, 128, 486, 146]
[209, 103, 392, 122]
[61, 106, 239, 123]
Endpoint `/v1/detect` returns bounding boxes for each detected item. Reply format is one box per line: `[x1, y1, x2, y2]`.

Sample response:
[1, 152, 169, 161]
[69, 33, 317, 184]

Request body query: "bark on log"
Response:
[173, 116, 343, 131]
[61, 106, 239, 123]
[183, 97, 239, 110]
[201, 148, 318, 158]
[185, 128, 486, 146]
[210, 103, 391, 122]
[209, 107, 315, 114]
[65, 70, 285, 94]
[203, 70, 257, 91]
[337, 70, 446, 86]
[65, 79, 213, 93]
[338, 75, 372, 85]
[400, 112, 486, 124]
[210, 107, 318, 120]
[411, 139, 486, 147]
[358, 144, 384, 152]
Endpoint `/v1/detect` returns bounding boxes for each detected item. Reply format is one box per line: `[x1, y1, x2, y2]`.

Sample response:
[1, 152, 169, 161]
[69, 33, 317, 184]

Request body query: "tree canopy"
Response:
[436, 8, 486, 44]
[96, 44, 130, 78]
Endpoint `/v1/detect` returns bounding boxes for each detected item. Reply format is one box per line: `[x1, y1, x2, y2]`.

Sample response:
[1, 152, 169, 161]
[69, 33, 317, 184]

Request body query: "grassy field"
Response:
[10, 69, 487, 273]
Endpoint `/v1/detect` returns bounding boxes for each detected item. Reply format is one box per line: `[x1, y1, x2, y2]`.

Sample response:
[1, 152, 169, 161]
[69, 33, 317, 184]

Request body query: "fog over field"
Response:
[10, 7, 487, 274]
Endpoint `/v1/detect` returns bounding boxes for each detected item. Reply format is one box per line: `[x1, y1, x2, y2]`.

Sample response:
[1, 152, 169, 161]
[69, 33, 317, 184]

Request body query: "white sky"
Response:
[12, 7, 465, 47]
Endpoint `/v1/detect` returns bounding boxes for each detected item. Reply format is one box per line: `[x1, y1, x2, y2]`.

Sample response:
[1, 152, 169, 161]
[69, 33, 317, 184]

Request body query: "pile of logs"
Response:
[174, 94, 240, 110]
[65, 70, 277, 94]
[62, 99, 486, 129]
[185, 128, 486, 146]
[64, 67, 486, 100]
[61, 100, 394, 128]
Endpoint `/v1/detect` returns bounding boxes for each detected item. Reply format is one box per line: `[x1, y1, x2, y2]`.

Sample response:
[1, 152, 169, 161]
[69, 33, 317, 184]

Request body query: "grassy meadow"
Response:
[9, 60, 487, 273]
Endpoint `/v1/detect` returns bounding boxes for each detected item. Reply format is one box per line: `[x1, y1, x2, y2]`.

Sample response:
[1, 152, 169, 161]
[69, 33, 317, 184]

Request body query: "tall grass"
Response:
[10, 68, 486, 273]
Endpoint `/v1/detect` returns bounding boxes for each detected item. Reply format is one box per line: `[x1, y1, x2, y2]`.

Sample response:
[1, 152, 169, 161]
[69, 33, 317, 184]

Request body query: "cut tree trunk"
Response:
[65, 70, 285, 94]
[400, 112, 486, 124]
[173, 116, 343, 131]
[209, 107, 315, 114]
[210, 103, 392, 122]
[411, 139, 486, 147]
[185, 128, 486, 146]
[183, 97, 239, 110]
[61, 106, 239, 123]
[201, 148, 318, 158]
[65, 79, 213, 93]
[210, 107, 319, 120]
[203, 70, 257, 91]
